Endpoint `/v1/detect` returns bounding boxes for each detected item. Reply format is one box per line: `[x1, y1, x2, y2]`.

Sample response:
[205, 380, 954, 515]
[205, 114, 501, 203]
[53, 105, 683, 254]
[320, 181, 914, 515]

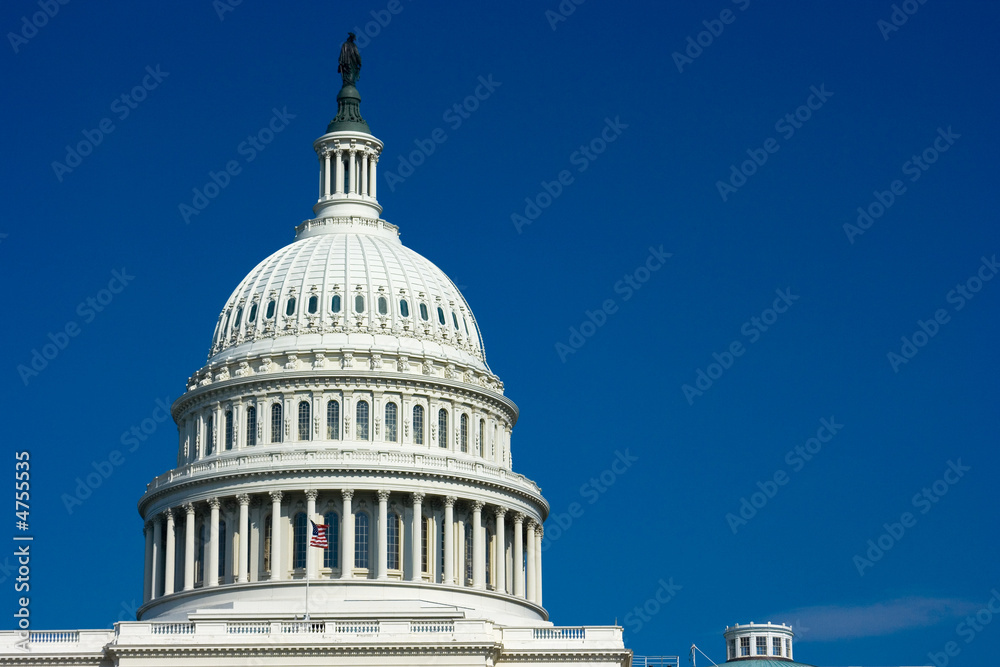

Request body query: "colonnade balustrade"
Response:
[142, 489, 543, 608]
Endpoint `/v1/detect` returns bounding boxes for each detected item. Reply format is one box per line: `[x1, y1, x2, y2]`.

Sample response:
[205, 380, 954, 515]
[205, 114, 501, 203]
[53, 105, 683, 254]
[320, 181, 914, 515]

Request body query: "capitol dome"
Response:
[134, 61, 550, 627]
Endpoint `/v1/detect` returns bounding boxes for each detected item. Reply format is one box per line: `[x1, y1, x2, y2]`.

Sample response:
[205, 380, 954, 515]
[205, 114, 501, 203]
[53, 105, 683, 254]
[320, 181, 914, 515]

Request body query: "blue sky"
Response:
[3, 1, 999, 666]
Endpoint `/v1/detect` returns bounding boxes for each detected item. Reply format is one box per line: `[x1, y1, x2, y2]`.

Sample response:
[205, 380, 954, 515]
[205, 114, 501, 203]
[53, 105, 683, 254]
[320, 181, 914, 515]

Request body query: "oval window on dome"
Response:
[419, 303, 428, 321]
[400, 299, 409, 317]
[378, 296, 388, 315]
[308, 296, 318, 314]
[235, 307, 243, 327]
[249, 302, 258, 322]
[355, 295, 365, 313]
[331, 295, 341, 313]
[452, 312, 459, 330]
[437, 307, 446, 325]
[286, 298, 296, 316]
[266, 300, 276, 319]
[224, 310, 231, 334]
[463, 317, 469, 336]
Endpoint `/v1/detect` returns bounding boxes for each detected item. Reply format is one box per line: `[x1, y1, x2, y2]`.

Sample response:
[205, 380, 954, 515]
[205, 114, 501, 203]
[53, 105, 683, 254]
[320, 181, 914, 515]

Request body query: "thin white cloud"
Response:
[771, 597, 979, 641]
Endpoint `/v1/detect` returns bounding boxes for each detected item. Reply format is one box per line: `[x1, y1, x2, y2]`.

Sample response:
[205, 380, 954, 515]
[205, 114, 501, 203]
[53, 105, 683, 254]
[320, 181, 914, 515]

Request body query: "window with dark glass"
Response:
[378, 296, 388, 315]
[225, 410, 233, 450]
[298, 401, 310, 441]
[452, 312, 459, 330]
[355, 295, 364, 313]
[246, 406, 257, 447]
[355, 512, 369, 569]
[437, 307, 446, 325]
[419, 303, 429, 321]
[413, 405, 424, 445]
[293, 512, 307, 569]
[327, 400, 340, 439]
[266, 300, 276, 319]
[464, 523, 473, 585]
[308, 295, 318, 314]
[438, 409, 448, 448]
[206, 415, 214, 455]
[460, 414, 468, 453]
[217, 520, 227, 584]
[356, 400, 370, 440]
[248, 302, 258, 322]
[756, 637, 767, 656]
[263, 515, 272, 573]
[235, 307, 243, 327]
[331, 295, 341, 313]
[400, 299, 409, 317]
[271, 404, 283, 443]
[323, 511, 339, 569]
[385, 402, 397, 442]
[387, 512, 400, 570]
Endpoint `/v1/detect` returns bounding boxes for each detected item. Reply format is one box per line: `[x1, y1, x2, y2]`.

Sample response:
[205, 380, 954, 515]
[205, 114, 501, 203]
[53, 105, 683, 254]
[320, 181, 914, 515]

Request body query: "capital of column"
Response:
[341, 488, 354, 501]
[183, 503, 195, 516]
[305, 489, 319, 502]
[144, 520, 153, 534]
[207, 497, 221, 510]
[536, 525, 544, 539]
[513, 512, 525, 525]
[377, 489, 390, 502]
[494, 506, 508, 519]
[236, 494, 251, 506]
[472, 500, 485, 512]
[527, 519, 538, 531]
[269, 490, 283, 503]
[411, 492, 425, 504]
[444, 495, 457, 508]
[162, 508, 174, 522]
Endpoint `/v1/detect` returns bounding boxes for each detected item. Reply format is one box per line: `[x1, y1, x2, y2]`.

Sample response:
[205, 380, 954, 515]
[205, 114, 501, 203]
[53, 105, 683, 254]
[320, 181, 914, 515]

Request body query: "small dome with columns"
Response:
[721, 622, 812, 665]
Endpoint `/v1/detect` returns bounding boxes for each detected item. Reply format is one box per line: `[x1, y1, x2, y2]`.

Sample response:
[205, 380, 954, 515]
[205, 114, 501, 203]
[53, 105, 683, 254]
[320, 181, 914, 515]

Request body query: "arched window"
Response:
[205, 415, 214, 456]
[385, 402, 397, 442]
[285, 297, 296, 316]
[460, 414, 468, 453]
[248, 302, 258, 322]
[464, 523, 473, 586]
[438, 409, 448, 448]
[218, 520, 227, 584]
[378, 296, 388, 315]
[298, 401, 311, 441]
[197, 522, 206, 584]
[354, 512, 369, 569]
[354, 295, 365, 313]
[246, 406, 257, 447]
[234, 306, 243, 327]
[265, 299, 276, 319]
[413, 405, 424, 445]
[293, 512, 307, 569]
[323, 511, 340, 569]
[225, 410, 233, 450]
[387, 511, 401, 570]
[356, 400, 369, 440]
[331, 295, 341, 313]
[327, 400, 340, 440]
[437, 307, 446, 325]
[479, 419, 485, 457]
[271, 404, 283, 443]
[308, 295, 318, 314]
[263, 515, 272, 573]
[400, 299, 409, 317]
[452, 312, 460, 330]
[419, 303, 429, 321]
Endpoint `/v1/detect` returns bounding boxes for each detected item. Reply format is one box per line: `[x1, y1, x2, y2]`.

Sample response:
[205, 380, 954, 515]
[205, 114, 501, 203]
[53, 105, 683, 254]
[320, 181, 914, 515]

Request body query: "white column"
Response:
[143, 521, 153, 603]
[513, 513, 524, 598]
[322, 150, 331, 196]
[163, 509, 175, 595]
[341, 490, 353, 578]
[348, 150, 357, 194]
[377, 490, 389, 580]
[151, 515, 163, 600]
[360, 149, 369, 197]
[443, 496, 455, 585]
[494, 507, 506, 593]
[410, 493, 424, 581]
[457, 511, 466, 586]
[269, 491, 282, 580]
[306, 489, 318, 579]
[207, 498, 220, 587]
[535, 526, 543, 606]
[369, 155, 378, 199]
[237, 495, 250, 583]
[183, 504, 195, 591]
[334, 150, 344, 194]
[526, 520, 537, 603]
[472, 501, 485, 589]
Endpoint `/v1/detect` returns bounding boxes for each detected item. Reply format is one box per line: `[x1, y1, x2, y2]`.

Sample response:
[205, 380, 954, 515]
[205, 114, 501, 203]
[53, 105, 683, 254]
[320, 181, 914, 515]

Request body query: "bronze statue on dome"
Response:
[338, 33, 362, 87]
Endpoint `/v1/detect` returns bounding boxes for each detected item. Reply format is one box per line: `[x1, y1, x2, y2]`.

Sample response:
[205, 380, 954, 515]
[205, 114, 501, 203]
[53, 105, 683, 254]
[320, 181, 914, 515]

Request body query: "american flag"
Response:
[310, 521, 329, 548]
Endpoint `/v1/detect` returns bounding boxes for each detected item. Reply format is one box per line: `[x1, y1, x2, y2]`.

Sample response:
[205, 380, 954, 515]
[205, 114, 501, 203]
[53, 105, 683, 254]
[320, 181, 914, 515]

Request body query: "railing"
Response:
[533, 627, 585, 639]
[28, 631, 79, 643]
[334, 620, 379, 634]
[632, 656, 680, 667]
[410, 620, 455, 633]
[227, 622, 270, 634]
[150, 623, 194, 635]
[282, 622, 324, 634]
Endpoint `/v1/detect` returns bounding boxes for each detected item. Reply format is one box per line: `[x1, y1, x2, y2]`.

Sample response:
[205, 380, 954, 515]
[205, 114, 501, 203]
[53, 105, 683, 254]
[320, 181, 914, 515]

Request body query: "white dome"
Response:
[207, 218, 487, 372]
